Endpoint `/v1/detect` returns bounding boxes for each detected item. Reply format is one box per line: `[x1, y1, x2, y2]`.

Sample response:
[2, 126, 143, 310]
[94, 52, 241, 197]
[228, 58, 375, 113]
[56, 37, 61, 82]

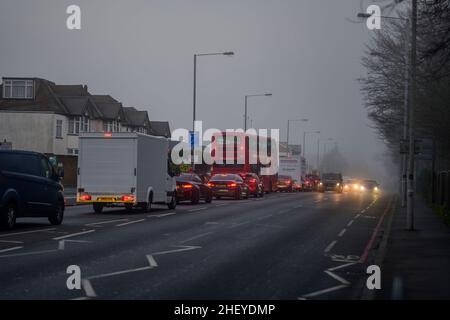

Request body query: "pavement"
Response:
[0, 191, 395, 299]
[375, 197, 450, 300]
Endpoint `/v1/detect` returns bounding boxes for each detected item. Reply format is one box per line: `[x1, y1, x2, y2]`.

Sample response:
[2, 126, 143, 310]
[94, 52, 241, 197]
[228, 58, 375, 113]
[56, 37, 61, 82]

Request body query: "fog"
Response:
[0, 0, 397, 185]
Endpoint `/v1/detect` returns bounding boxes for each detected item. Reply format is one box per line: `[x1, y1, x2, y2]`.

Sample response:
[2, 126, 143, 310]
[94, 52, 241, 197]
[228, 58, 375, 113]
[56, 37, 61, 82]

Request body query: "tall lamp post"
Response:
[287, 118, 308, 155]
[318, 138, 333, 172]
[303, 130, 320, 162]
[357, 12, 410, 209]
[192, 51, 234, 170]
[244, 93, 272, 131]
[358, 1, 417, 230]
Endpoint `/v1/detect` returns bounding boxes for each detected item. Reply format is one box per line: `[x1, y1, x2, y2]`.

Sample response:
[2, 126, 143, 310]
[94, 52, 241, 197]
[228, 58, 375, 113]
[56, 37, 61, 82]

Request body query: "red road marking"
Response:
[359, 197, 393, 264]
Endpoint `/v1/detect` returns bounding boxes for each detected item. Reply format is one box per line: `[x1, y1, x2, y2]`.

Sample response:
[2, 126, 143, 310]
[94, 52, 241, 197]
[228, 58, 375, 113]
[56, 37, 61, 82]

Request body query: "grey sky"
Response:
[0, 0, 393, 180]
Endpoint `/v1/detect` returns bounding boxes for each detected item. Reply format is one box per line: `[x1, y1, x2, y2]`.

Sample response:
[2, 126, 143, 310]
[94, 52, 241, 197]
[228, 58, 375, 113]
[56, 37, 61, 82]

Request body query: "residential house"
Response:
[0, 77, 153, 186]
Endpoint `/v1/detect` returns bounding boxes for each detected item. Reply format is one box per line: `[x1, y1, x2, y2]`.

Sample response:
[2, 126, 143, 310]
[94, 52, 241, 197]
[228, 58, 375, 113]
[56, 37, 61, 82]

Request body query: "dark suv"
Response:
[0, 151, 65, 230]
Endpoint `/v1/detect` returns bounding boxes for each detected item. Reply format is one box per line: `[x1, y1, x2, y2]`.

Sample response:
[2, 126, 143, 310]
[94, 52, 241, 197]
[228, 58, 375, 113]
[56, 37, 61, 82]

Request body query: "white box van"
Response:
[77, 132, 176, 213]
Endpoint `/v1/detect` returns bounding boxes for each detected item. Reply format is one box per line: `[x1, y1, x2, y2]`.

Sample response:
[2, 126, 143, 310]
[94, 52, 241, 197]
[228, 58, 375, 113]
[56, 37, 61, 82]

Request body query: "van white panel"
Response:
[78, 137, 137, 194]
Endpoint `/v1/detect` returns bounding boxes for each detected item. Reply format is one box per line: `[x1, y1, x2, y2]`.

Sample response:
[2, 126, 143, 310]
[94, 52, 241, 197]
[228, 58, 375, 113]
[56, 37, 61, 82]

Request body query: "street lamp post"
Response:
[358, 2, 417, 229]
[318, 138, 333, 172]
[244, 93, 272, 131]
[287, 118, 308, 155]
[303, 131, 320, 171]
[192, 51, 234, 170]
[193, 51, 234, 131]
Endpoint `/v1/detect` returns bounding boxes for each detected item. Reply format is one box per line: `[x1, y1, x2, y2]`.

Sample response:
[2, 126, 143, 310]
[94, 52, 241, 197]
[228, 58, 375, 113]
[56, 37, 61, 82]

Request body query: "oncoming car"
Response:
[359, 180, 380, 193]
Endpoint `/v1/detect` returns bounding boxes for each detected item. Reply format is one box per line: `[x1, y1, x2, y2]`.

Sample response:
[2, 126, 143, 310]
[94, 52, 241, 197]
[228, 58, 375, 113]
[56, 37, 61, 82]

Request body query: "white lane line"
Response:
[205, 222, 219, 225]
[324, 240, 337, 253]
[0, 249, 57, 258]
[179, 231, 214, 244]
[338, 229, 347, 237]
[58, 239, 90, 250]
[82, 279, 97, 298]
[258, 214, 274, 220]
[215, 203, 228, 207]
[85, 219, 128, 227]
[294, 204, 303, 208]
[0, 240, 24, 244]
[361, 209, 366, 213]
[0, 228, 56, 238]
[228, 221, 250, 229]
[347, 220, 354, 227]
[152, 245, 201, 256]
[148, 212, 176, 218]
[301, 285, 348, 298]
[146, 254, 158, 268]
[355, 214, 361, 219]
[324, 270, 350, 285]
[0, 246, 23, 253]
[188, 207, 208, 213]
[328, 262, 357, 272]
[116, 219, 146, 227]
[52, 230, 95, 241]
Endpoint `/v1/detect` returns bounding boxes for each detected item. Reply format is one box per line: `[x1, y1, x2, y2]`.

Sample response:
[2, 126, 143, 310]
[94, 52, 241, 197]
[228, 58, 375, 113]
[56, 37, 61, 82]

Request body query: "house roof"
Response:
[0, 78, 66, 114]
[150, 121, 171, 138]
[0, 78, 150, 128]
[123, 107, 149, 127]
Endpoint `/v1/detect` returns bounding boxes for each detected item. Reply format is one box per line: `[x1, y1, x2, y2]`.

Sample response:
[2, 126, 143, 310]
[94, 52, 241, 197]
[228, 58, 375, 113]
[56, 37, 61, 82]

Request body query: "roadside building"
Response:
[0, 77, 154, 186]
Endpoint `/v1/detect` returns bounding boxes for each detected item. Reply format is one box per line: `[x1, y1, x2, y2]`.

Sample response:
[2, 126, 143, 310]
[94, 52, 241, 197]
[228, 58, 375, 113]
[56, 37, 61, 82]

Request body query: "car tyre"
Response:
[168, 193, 177, 210]
[93, 203, 104, 214]
[1, 202, 17, 230]
[49, 200, 64, 225]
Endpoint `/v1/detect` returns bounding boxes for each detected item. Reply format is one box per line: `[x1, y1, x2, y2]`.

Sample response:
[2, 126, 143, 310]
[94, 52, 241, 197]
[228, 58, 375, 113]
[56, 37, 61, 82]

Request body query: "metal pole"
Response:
[244, 96, 248, 131]
[303, 131, 306, 159]
[317, 138, 320, 172]
[407, 0, 417, 230]
[192, 54, 197, 171]
[193, 54, 197, 131]
[401, 19, 410, 208]
[287, 120, 290, 155]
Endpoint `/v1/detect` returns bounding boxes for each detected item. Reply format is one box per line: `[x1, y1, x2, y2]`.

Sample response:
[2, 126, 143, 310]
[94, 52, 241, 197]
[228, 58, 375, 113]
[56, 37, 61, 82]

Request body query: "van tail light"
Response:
[121, 195, 135, 202]
[79, 194, 92, 201]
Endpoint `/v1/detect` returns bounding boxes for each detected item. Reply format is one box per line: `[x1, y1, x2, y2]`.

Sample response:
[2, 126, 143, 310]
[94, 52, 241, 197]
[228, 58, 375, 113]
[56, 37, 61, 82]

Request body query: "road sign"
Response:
[189, 131, 199, 148]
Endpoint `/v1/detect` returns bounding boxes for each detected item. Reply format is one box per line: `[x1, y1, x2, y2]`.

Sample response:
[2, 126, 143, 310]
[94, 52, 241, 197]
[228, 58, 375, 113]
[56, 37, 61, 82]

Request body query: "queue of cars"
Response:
[1, 134, 381, 230]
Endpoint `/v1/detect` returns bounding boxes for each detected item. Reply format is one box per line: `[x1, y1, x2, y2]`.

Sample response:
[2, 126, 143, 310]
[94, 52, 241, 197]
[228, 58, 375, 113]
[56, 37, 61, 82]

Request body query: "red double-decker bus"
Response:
[210, 131, 279, 193]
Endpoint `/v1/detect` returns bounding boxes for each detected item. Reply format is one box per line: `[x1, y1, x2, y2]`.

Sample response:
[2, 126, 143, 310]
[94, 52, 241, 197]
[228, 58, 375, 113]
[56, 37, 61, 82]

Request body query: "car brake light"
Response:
[121, 195, 135, 202]
[207, 183, 214, 187]
[182, 184, 193, 189]
[229, 183, 237, 187]
[79, 194, 91, 201]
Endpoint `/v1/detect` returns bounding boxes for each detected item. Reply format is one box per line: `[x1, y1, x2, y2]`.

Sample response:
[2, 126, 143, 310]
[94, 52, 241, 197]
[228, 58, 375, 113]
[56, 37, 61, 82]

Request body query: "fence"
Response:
[435, 171, 450, 207]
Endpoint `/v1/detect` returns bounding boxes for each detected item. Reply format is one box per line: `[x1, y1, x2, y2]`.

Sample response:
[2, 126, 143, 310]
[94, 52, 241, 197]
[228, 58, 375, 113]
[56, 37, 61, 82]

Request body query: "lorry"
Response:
[77, 132, 177, 213]
[279, 155, 304, 190]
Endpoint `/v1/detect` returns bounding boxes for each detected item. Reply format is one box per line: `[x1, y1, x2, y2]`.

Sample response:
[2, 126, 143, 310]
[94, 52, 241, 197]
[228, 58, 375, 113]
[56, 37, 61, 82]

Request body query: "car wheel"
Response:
[205, 193, 213, 203]
[143, 194, 153, 212]
[235, 189, 242, 200]
[93, 203, 104, 214]
[49, 200, 64, 225]
[1, 202, 17, 230]
[191, 191, 200, 205]
[168, 194, 177, 209]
